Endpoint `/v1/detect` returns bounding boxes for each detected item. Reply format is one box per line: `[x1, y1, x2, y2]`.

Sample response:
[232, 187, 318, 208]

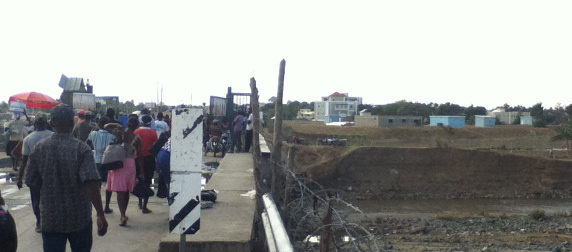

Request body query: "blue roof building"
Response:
[429, 116, 466, 128]
[475, 116, 496, 127]
[520, 115, 535, 125]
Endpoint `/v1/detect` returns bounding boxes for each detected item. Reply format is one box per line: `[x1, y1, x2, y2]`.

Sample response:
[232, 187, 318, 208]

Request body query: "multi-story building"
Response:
[488, 109, 530, 125]
[314, 92, 361, 123]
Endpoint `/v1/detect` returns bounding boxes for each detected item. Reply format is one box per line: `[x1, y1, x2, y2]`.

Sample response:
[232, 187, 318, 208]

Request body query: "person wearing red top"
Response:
[134, 115, 158, 213]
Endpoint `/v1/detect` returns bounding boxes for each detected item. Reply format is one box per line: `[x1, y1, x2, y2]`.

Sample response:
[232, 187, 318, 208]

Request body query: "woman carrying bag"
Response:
[103, 119, 144, 226]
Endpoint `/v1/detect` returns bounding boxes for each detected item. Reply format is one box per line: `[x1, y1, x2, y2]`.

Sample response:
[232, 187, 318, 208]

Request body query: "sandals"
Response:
[119, 216, 129, 226]
[142, 208, 152, 214]
[104, 208, 113, 214]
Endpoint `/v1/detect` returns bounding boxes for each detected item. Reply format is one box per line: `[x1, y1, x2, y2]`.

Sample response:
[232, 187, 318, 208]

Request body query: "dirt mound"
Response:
[294, 146, 572, 200]
[281, 122, 572, 199]
[293, 145, 355, 178]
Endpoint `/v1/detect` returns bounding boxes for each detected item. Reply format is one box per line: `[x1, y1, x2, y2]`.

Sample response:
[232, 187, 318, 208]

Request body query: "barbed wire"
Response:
[281, 167, 380, 252]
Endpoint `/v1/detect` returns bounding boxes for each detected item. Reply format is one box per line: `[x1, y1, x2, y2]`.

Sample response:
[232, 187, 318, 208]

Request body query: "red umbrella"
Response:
[9, 92, 61, 109]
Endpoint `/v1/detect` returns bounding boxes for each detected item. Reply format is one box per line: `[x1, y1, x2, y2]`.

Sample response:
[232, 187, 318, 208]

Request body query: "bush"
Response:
[529, 209, 546, 220]
[533, 119, 546, 128]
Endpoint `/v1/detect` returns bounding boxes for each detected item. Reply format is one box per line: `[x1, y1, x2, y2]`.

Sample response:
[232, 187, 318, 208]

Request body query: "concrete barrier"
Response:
[159, 153, 256, 252]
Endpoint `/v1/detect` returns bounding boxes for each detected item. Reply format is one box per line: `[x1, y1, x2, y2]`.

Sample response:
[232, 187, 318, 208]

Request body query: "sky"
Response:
[1, 1, 571, 110]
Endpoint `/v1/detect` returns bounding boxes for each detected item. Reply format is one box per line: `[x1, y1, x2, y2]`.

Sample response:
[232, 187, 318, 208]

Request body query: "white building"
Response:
[296, 109, 315, 120]
[314, 92, 361, 123]
[488, 108, 530, 125]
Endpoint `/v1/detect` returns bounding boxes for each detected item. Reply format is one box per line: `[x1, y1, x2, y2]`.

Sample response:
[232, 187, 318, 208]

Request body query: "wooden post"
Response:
[226, 87, 234, 125]
[250, 77, 261, 158]
[320, 200, 333, 252]
[271, 59, 286, 200]
[250, 77, 264, 196]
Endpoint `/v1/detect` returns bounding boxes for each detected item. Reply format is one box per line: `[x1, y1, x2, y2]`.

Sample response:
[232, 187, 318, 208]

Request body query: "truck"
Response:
[71, 93, 96, 111]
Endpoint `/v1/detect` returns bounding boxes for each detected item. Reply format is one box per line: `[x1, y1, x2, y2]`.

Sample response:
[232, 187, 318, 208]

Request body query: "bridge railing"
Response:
[262, 193, 294, 252]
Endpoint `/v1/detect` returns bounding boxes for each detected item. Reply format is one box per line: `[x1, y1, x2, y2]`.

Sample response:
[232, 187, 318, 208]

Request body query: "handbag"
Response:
[101, 143, 126, 171]
[132, 180, 154, 198]
[10, 141, 23, 158]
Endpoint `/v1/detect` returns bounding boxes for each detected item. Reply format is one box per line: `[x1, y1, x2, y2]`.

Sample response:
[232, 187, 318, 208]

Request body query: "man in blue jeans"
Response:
[26, 104, 108, 251]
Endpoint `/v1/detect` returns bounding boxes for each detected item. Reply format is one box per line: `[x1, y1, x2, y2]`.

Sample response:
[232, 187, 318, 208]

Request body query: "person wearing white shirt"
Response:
[244, 109, 254, 152]
[154, 112, 170, 138]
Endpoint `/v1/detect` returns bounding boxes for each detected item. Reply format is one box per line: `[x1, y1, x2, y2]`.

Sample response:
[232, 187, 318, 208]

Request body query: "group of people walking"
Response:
[204, 108, 254, 154]
[4, 105, 172, 251]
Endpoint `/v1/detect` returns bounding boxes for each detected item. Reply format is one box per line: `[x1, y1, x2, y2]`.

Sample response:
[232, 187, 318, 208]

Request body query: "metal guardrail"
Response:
[262, 193, 294, 252]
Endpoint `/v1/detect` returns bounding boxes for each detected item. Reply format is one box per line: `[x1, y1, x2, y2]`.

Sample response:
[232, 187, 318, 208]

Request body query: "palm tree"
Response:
[551, 124, 572, 154]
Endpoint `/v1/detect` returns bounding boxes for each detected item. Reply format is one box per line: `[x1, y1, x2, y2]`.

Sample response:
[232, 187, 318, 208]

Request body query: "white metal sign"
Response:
[169, 108, 203, 235]
[9, 101, 26, 113]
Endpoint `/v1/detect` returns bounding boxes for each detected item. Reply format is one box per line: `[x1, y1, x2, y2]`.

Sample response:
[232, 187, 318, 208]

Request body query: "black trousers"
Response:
[0, 207, 17, 252]
[244, 130, 253, 152]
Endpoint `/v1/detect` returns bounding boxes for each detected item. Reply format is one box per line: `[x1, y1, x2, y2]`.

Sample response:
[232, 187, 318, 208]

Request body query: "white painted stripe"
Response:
[10, 205, 26, 211]
[1, 187, 18, 197]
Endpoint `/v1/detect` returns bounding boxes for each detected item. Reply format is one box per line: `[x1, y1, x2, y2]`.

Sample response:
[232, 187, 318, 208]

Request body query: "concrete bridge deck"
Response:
[159, 153, 256, 252]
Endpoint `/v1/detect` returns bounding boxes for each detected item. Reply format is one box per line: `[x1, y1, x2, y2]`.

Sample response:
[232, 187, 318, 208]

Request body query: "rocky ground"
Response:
[370, 215, 572, 251]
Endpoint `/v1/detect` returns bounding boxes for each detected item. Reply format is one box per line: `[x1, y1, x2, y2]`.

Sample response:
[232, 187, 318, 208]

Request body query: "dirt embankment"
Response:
[294, 146, 572, 200]
[285, 123, 565, 151]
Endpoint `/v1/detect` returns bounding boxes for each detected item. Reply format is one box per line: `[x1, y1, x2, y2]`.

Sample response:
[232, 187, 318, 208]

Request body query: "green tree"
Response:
[261, 102, 276, 121]
[511, 112, 522, 125]
[544, 105, 568, 125]
[565, 103, 572, 120]
[0, 101, 8, 113]
[464, 105, 487, 124]
[530, 103, 546, 127]
[284, 100, 301, 120]
[530, 103, 544, 118]
[370, 106, 383, 115]
[552, 123, 572, 152]
[436, 102, 464, 116]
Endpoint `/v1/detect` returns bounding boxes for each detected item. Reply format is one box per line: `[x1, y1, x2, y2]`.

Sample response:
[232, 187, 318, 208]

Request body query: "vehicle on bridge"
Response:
[204, 134, 226, 157]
